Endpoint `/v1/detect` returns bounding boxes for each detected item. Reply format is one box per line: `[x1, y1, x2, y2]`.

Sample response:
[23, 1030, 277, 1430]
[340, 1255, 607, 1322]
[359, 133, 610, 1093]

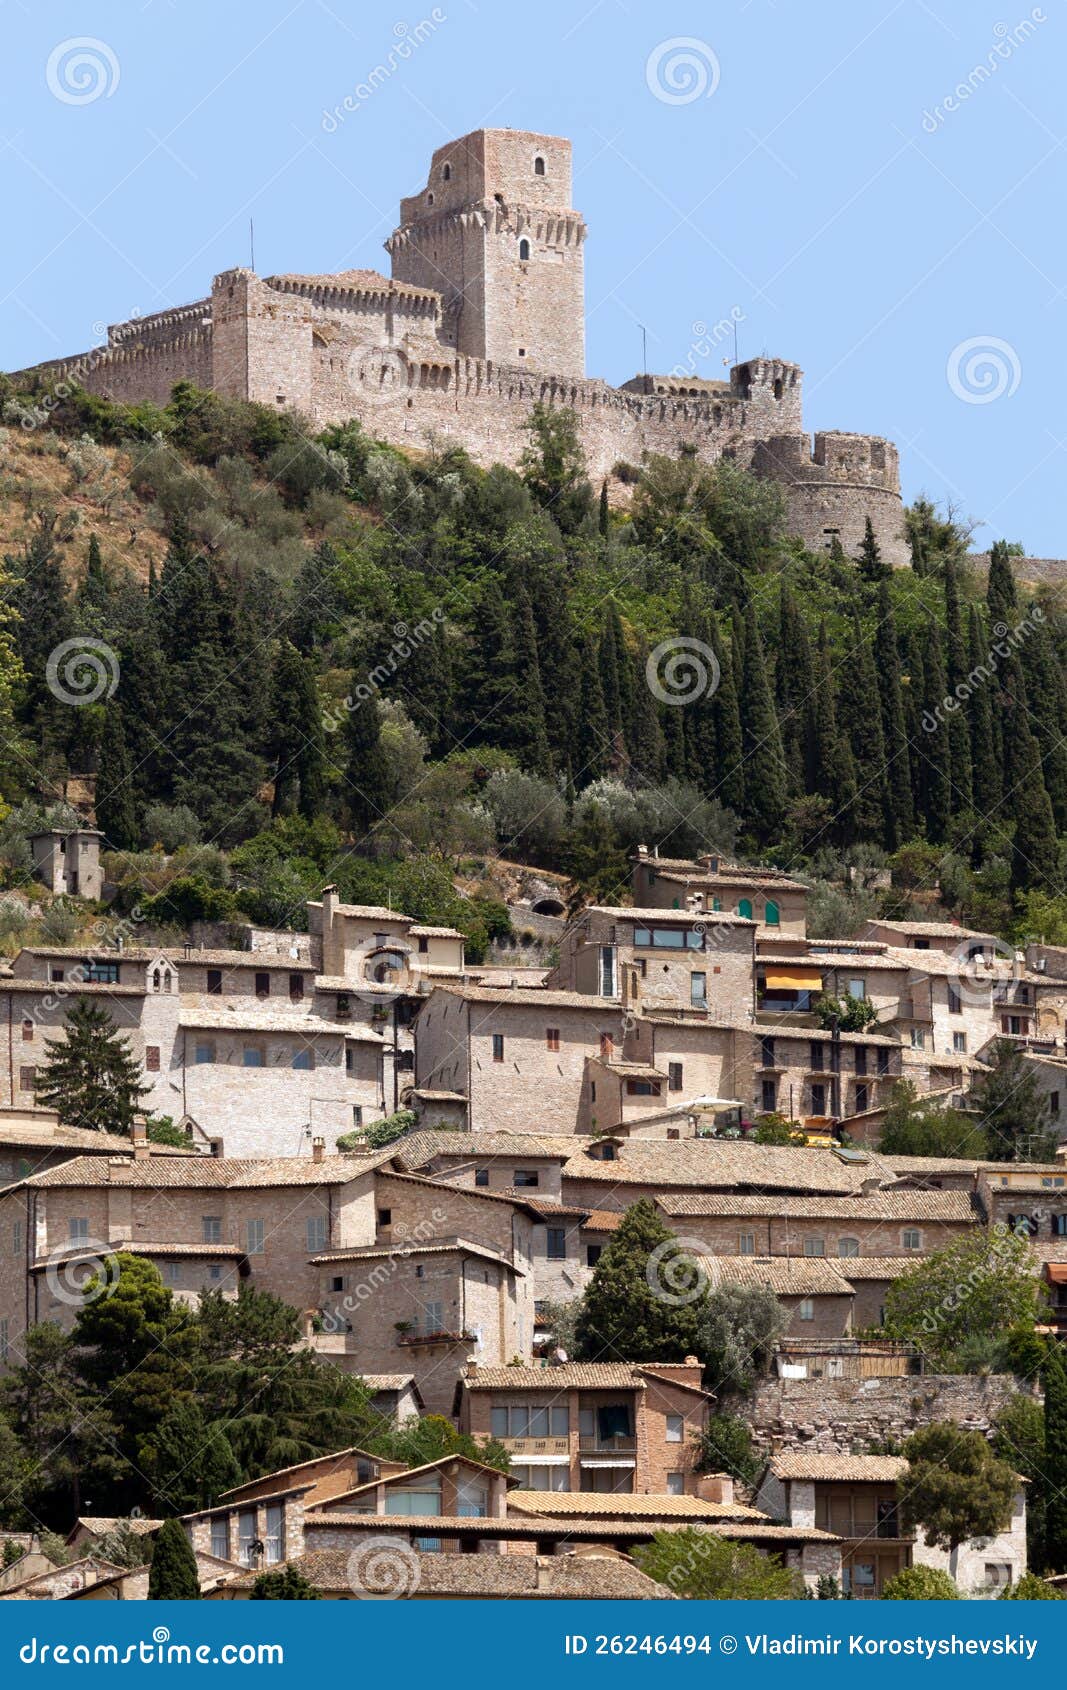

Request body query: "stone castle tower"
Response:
[387, 129, 586, 376]
[15, 126, 908, 566]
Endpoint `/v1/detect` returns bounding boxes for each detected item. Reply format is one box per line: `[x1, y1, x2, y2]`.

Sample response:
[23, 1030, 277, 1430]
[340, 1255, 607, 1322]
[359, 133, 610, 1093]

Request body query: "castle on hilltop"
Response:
[23, 127, 908, 565]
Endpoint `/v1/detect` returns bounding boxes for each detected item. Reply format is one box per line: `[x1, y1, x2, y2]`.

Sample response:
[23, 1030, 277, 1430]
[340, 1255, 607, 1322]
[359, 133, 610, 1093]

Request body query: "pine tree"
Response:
[1044, 1345, 1067, 1575]
[739, 600, 786, 838]
[837, 615, 888, 839]
[574, 1199, 703, 1361]
[148, 1401, 240, 1515]
[147, 1518, 201, 1600]
[95, 703, 139, 851]
[968, 1038, 1058, 1160]
[919, 621, 952, 840]
[1002, 658, 1059, 889]
[873, 583, 914, 845]
[36, 999, 151, 1134]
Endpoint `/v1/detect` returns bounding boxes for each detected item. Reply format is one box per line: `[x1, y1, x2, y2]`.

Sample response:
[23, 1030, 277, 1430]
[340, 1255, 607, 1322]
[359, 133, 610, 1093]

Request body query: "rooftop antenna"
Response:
[639, 323, 648, 390]
[249, 219, 255, 272]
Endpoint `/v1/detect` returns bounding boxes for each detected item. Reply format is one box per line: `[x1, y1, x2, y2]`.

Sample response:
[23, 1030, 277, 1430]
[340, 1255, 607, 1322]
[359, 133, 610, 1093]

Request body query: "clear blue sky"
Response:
[3, 0, 1064, 554]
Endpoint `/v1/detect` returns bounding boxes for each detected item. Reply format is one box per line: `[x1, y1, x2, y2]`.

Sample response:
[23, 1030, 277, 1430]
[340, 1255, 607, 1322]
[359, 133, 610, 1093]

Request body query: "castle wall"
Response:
[749, 431, 909, 568]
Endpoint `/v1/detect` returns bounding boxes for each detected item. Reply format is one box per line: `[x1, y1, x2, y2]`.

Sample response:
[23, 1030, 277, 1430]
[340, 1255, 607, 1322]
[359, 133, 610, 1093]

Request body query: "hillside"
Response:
[0, 371, 1065, 953]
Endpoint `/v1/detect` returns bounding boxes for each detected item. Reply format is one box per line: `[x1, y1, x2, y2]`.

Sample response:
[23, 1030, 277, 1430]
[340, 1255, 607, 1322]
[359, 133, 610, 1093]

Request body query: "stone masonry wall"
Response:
[746, 1373, 1025, 1456]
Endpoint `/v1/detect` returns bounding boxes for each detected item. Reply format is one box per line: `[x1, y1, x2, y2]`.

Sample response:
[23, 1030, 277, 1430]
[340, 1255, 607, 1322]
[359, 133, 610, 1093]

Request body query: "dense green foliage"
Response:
[1043, 1344, 1067, 1573]
[881, 1565, 959, 1600]
[881, 1229, 1044, 1368]
[35, 997, 150, 1134]
[573, 1200, 704, 1362]
[900, 1422, 1018, 1553]
[877, 1080, 989, 1160]
[2, 381, 1066, 943]
[249, 1566, 322, 1599]
[147, 1518, 201, 1600]
[633, 1527, 802, 1599]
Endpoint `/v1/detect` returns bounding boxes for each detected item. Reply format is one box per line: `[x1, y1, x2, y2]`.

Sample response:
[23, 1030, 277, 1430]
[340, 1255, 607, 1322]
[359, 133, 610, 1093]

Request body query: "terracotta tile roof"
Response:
[509, 1491, 763, 1520]
[703, 1255, 855, 1296]
[586, 904, 756, 926]
[837, 1257, 926, 1279]
[869, 921, 998, 941]
[309, 901, 413, 922]
[640, 864, 809, 891]
[755, 1024, 901, 1047]
[178, 1008, 374, 1037]
[70, 1516, 162, 1539]
[428, 983, 622, 1010]
[705, 1522, 841, 1543]
[408, 924, 464, 939]
[222, 1549, 671, 1598]
[16, 946, 318, 970]
[309, 1237, 514, 1270]
[0, 1118, 190, 1155]
[392, 1130, 581, 1169]
[462, 1363, 647, 1390]
[562, 1141, 891, 1194]
[15, 1149, 394, 1191]
[582, 1209, 624, 1232]
[357, 1374, 415, 1391]
[768, 1452, 908, 1482]
[658, 1190, 976, 1221]
[377, 1170, 545, 1217]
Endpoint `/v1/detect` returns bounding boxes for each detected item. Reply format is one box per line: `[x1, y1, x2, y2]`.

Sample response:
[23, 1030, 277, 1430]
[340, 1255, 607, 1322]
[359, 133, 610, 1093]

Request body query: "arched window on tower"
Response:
[442, 162, 452, 180]
[534, 156, 545, 176]
[518, 238, 530, 261]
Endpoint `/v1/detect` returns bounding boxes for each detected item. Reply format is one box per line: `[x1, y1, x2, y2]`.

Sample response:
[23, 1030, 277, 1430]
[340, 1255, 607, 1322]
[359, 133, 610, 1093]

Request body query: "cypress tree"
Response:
[873, 583, 914, 845]
[943, 559, 973, 811]
[95, 703, 139, 851]
[626, 636, 664, 783]
[510, 589, 553, 776]
[685, 610, 719, 787]
[711, 616, 745, 816]
[598, 604, 625, 747]
[1002, 657, 1059, 889]
[81, 533, 111, 622]
[344, 688, 391, 839]
[986, 539, 1018, 631]
[739, 601, 786, 839]
[147, 1518, 201, 1600]
[598, 480, 610, 538]
[811, 623, 857, 842]
[857, 515, 889, 582]
[775, 583, 815, 793]
[270, 641, 325, 819]
[919, 621, 952, 841]
[901, 626, 927, 832]
[1020, 619, 1067, 833]
[575, 635, 609, 782]
[837, 616, 888, 840]
[967, 605, 1000, 817]
[1044, 1345, 1067, 1575]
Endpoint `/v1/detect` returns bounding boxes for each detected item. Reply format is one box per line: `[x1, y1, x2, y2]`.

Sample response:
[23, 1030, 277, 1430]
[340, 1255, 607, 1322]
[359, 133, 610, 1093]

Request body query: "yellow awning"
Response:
[764, 968, 823, 990]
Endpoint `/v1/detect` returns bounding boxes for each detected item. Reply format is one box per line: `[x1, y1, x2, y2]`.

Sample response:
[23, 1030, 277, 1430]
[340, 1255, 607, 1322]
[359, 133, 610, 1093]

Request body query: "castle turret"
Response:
[385, 128, 586, 376]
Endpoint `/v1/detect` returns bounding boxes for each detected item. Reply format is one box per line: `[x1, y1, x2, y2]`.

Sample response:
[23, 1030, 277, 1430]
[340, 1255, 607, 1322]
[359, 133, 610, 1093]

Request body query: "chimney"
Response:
[130, 1119, 150, 1161]
[465, 1359, 478, 1377]
[311, 1136, 325, 1164]
[322, 884, 338, 925]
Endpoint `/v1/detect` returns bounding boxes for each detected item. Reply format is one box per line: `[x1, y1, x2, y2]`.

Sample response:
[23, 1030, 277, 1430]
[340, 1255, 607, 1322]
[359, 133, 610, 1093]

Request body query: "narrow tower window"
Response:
[518, 238, 530, 261]
[534, 156, 545, 176]
[442, 162, 451, 180]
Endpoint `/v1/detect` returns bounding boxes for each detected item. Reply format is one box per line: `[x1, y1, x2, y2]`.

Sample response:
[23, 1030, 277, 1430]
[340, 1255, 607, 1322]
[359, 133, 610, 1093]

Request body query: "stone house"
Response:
[655, 1187, 976, 1262]
[0, 1149, 542, 1407]
[702, 1255, 856, 1339]
[754, 1451, 1027, 1598]
[752, 1025, 902, 1124]
[454, 1359, 712, 1496]
[208, 1546, 674, 1599]
[28, 828, 103, 901]
[548, 903, 756, 1017]
[630, 849, 810, 938]
[976, 1164, 1067, 1264]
